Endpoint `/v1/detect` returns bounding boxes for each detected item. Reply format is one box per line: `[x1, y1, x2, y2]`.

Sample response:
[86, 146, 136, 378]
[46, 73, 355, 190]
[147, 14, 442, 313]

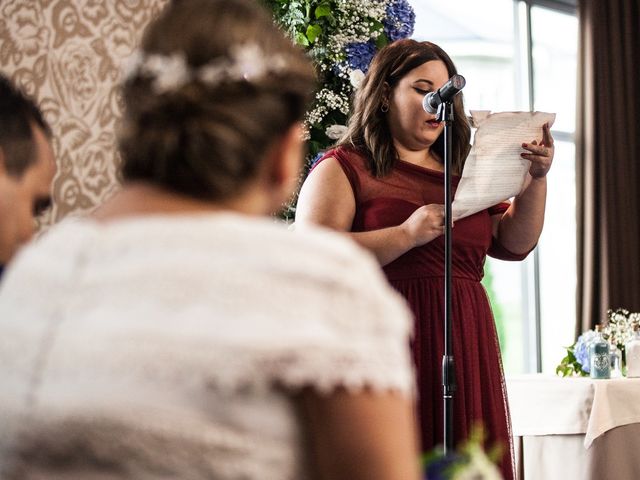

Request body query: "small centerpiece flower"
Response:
[603, 308, 640, 349]
[557, 308, 640, 377]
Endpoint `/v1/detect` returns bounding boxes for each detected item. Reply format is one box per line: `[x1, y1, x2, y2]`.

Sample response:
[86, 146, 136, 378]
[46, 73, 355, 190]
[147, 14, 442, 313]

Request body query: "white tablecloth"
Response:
[507, 375, 640, 480]
[506, 374, 640, 447]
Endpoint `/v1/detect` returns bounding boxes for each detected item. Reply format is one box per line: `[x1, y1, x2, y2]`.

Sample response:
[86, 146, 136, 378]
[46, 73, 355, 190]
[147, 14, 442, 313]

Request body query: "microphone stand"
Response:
[437, 99, 456, 455]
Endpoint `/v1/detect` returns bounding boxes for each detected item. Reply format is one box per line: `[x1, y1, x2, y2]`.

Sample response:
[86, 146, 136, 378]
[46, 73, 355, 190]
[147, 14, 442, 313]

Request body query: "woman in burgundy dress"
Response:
[295, 39, 555, 480]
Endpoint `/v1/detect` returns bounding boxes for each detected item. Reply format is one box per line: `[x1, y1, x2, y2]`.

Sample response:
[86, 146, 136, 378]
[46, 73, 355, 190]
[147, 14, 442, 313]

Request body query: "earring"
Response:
[381, 101, 389, 113]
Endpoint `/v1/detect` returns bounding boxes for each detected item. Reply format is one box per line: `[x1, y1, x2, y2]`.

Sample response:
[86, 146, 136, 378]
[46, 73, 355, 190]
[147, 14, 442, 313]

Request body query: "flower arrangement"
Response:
[423, 427, 503, 480]
[556, 308, 640, 377]
[263, 0, 416, 219]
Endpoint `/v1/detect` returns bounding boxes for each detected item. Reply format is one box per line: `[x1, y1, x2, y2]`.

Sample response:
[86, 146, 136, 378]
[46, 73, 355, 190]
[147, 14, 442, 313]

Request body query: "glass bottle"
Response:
[610, 344, 623, 378]
[625, 326, 640, 378]
[590, 325, 611, 379]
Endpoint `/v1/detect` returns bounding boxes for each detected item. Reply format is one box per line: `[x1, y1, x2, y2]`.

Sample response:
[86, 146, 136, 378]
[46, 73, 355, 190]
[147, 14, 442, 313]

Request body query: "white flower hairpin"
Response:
[123, 43, 289, 93]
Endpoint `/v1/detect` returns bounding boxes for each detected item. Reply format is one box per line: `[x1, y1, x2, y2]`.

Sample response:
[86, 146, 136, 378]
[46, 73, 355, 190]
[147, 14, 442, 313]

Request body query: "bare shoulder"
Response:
[308, 156, 347, 178]
[296, 157, 356, 230]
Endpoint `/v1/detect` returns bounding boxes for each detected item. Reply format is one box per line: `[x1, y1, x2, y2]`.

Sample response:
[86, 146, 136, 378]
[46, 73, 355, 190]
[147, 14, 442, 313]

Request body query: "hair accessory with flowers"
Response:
[122, 44, 289, 93]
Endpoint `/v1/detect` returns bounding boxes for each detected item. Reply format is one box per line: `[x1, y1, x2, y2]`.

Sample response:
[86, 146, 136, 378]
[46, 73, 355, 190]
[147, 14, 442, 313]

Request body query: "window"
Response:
[530, 4, 578, 373]
[413, 0, 578, 373]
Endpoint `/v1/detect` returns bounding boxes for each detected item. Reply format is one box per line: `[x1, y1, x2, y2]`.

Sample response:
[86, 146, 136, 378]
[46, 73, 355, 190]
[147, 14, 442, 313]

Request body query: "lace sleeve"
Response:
[0, 219, 416, 400]
[255, 230, 416, 397]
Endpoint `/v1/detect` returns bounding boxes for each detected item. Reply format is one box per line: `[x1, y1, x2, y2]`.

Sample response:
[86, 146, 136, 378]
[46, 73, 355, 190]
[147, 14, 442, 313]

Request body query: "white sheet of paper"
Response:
[452, 111, 556, 220]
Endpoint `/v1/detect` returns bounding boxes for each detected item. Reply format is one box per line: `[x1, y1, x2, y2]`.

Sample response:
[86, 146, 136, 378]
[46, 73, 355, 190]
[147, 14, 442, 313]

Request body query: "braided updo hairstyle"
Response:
[119, 0, 316, 201]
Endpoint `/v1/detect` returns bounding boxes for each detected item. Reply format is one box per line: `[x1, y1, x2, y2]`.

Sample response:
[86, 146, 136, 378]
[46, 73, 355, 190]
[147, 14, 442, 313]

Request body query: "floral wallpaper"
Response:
[0, 0, 167, 225]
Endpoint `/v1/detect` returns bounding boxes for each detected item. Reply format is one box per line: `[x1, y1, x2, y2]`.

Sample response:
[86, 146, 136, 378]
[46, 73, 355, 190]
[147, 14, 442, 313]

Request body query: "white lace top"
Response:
[0, 213, 414, 479]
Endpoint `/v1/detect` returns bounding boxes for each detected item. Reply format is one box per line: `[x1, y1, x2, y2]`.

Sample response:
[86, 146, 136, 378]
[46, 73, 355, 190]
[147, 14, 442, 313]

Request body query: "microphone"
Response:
[422, 74, 466, 114]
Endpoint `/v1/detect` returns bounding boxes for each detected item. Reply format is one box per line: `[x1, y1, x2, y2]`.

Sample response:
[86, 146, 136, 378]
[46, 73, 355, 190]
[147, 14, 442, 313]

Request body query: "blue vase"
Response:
[590, 330, 611, 379]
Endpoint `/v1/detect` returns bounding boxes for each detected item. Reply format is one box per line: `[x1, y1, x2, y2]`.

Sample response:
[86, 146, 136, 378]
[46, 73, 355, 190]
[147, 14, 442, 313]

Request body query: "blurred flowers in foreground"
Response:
[423, 426, 503, 480]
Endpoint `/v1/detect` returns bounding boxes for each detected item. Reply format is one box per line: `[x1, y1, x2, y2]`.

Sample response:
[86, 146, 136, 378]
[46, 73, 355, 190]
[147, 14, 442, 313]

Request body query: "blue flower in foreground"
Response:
[574, 330, 598, 373]
[384, 0, 416, 42]
[344, 41, 377, 73]
[424, 452, 463, 480]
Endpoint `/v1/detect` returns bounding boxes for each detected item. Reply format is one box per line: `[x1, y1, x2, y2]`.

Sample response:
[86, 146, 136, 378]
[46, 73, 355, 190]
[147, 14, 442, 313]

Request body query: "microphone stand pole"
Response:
[438, 100, 456, 454]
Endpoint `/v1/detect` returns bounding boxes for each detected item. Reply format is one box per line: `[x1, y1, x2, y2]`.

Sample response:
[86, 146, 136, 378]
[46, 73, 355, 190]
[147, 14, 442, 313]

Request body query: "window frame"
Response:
[515, 0, 577, 372]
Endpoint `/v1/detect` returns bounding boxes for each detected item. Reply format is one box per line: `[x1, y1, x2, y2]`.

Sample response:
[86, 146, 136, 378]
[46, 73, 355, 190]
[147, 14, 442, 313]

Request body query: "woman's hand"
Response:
[401, 204, 447, 247]
[497, 123, 553, 254]
[521, 122, 555, 178]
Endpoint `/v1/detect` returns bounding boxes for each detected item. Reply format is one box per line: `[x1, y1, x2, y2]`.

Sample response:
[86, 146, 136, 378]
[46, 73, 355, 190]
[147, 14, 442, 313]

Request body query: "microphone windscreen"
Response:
[422, 92, 437, 114]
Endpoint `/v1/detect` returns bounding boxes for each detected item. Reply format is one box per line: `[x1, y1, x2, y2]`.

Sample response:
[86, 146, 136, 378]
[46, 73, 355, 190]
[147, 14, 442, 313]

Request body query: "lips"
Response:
[426, 120, 441, 128]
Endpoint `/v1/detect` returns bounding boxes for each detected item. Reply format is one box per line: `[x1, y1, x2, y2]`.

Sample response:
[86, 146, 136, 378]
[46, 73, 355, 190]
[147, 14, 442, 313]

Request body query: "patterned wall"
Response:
[0, 0, 167, 226]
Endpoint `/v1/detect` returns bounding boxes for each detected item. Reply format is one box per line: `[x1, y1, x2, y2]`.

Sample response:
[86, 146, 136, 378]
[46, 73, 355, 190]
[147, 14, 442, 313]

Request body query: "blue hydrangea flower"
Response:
[384, 0, 416, 42]
[310, 151, 325, 168]
[574, 330, 598, 373]
[344, 41, 377, 73]
[424, 452, 464, 480]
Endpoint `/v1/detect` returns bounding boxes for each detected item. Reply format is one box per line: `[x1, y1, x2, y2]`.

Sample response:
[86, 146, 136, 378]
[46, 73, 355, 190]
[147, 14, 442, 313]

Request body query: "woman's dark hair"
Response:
[339, 39, 471, 176]
[119, 0, 316, 201]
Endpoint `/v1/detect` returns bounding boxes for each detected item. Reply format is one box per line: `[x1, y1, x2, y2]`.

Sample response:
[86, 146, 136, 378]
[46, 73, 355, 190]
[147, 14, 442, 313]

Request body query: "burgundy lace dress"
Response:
[315, 146, 530, 479]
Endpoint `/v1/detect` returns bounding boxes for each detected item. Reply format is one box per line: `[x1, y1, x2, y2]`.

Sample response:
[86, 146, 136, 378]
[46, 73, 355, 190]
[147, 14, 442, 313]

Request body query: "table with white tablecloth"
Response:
[506, 375, 640, 479]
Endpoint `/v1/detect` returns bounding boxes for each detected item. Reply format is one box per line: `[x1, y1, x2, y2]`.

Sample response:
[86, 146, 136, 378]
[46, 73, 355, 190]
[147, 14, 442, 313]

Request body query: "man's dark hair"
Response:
[0, 73, 51, 177]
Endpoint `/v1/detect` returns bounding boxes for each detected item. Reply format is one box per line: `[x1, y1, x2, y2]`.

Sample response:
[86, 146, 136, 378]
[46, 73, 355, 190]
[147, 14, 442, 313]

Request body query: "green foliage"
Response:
[481, 262, 507, 353]
[306, 24, 322, 43]
[264, 0, 339, 54]
[376, 31, 390, 49]
[556, 346, 588, 377]
[315, 3, 332, 19]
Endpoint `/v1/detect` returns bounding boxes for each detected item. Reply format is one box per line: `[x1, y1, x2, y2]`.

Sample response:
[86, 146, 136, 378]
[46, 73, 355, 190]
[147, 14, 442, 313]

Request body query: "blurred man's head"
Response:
[0, 74, 56, 264]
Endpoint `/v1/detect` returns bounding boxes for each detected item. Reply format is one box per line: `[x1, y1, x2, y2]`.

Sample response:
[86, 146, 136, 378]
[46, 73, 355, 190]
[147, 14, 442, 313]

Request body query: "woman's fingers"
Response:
[521, 125, 554, 178]
[521, 142, 552, 157]
[522, 123, 555, 154]
[542, 122, 554, 146]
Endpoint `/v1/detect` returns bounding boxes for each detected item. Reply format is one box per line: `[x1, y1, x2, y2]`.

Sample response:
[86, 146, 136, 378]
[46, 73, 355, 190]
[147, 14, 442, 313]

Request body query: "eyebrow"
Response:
[413, 79, 434, 86]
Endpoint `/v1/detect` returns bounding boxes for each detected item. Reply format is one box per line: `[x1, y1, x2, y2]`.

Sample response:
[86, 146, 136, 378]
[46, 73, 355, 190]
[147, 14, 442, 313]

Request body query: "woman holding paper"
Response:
[295, 39, 554, 479]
